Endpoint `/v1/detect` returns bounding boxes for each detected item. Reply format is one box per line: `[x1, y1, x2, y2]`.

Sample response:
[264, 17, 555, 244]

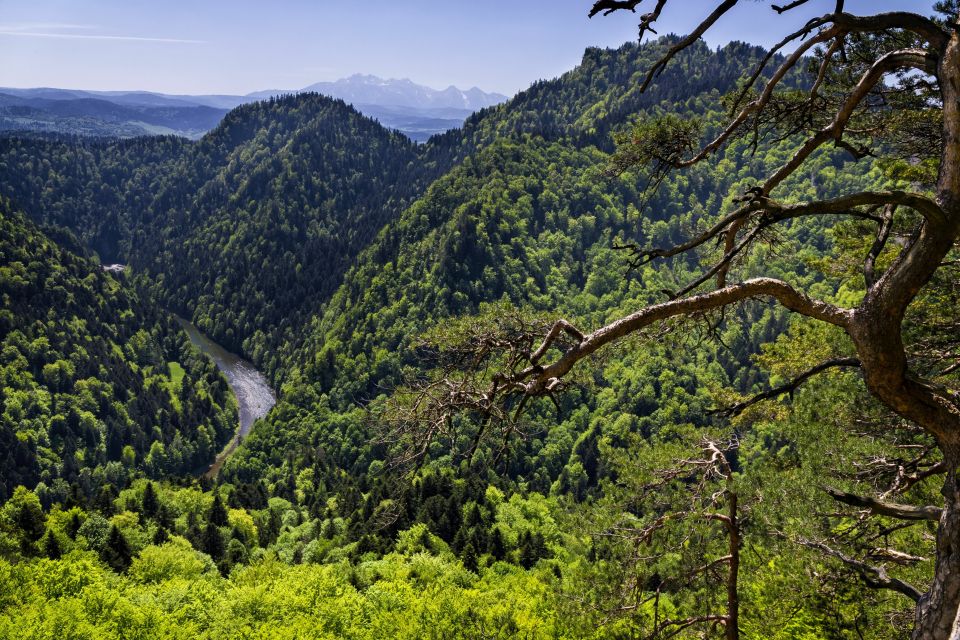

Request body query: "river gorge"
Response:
[175, 316, 276, 476]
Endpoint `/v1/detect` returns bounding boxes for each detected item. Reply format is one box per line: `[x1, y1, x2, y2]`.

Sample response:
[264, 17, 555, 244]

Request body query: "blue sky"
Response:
[0, 0, 938, 95]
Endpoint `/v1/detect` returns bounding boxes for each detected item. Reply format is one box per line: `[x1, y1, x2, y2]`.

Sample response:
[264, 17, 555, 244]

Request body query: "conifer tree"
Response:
[208, 491, 228, 528]
[42, 530, 61, 560]
[142, 481, 159, 519]
[103, 525, 132, 572]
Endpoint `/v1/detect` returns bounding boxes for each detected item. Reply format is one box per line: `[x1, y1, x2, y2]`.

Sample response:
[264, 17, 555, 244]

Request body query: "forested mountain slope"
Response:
[0, 34, 935, 638]
[0, 95, 439, 381]
[0, 40, 794, 384]
[226, 37, 864, 482]
[129, 96, 431, 377]
[427, 39, 799, 163]
[0, 204, 236, 502]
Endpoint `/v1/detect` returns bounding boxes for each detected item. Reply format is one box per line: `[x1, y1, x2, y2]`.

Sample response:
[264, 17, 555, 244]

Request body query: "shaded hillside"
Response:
[0, 205, 236, 501]
[0, 95, 441, 380]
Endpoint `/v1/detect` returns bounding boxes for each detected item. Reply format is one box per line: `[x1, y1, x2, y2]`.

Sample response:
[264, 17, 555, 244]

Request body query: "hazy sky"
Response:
[0, 0, 938, 96]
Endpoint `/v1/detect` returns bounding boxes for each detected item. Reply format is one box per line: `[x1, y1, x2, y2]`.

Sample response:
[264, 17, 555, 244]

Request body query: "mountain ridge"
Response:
[0, 75, 509, 142]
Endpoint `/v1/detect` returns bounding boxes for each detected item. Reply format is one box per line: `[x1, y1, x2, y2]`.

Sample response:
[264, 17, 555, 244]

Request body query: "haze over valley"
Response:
[0, 75, 508, 141]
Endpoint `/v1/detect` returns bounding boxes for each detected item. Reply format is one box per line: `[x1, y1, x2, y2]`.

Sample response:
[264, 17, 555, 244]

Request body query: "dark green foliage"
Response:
[0, 207, 236, 499]
[42, 529, 61, 559]
[152, 526, 169, 545]
[141, 482, 159, 518]
[208, 492, 228, 528]
[202, 523, 225, 562]
[103, 524, 132, 572]
[66, 511, 82, 539]
[0, 95, 441, 384]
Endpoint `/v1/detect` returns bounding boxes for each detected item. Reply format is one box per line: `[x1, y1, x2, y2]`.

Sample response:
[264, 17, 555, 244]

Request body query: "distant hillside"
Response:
[0, 92, 228, 139]
[0, 75, 508, 142]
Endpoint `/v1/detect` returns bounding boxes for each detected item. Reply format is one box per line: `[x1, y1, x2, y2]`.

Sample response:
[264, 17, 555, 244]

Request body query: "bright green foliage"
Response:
[0, 549, 590, 639]
[0, 35, 939, 638]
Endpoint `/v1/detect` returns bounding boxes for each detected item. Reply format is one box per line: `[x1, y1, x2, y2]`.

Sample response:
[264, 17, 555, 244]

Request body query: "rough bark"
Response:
[725, 477, 740, 640]
[586, 9, 960, 635]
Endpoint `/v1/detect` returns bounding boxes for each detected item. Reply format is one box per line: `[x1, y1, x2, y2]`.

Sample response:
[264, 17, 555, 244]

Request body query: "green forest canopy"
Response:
[0, 6, 958, 637]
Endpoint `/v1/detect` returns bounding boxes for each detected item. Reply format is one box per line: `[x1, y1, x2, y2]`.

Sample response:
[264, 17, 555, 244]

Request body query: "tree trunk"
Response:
[726, 489, 740, 640]
[873, 25, 960, 637]
[912, 449, 960, 640]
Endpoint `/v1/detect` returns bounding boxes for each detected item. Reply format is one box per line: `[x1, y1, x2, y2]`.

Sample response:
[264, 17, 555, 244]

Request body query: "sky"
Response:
[0, 0, 939, 96]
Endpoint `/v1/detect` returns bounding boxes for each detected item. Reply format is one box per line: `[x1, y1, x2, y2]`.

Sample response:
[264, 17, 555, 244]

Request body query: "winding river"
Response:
[174, 316, 276, 477]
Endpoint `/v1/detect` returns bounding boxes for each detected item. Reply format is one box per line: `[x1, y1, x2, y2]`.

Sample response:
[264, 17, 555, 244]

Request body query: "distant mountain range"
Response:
[0, 75, 508, 142]
[253, 74, 507, 111]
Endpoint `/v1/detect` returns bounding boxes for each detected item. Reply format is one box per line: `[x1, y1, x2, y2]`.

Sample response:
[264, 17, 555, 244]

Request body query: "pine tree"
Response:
[153, 526, 169, 545]
[462, 542, 478, 572]
[488, 526, 506, 561]
[208, 491, 228, 527]
[66, 512, 82, 540]
[519, 531, 539, 569]
[202, 523, 225, 562]
[42, 530, 61, 559]
[142, 481, 159, 518]
[103, 525, 132, 572]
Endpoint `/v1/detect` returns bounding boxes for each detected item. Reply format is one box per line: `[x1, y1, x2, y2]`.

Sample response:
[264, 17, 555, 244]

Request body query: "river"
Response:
[174, 316, 276, 477]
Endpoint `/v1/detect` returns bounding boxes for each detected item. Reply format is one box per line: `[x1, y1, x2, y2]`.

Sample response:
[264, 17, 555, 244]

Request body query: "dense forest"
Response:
[0, 203, 236, 501]
[1, 5, 958, 637]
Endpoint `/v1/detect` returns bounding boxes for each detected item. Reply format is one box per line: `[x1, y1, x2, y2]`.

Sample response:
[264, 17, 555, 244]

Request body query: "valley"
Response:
[174, 317, 275, 477]
[0, 4, 957, 637]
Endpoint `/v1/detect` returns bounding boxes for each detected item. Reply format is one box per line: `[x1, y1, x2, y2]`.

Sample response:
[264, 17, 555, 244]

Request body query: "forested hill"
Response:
[274, 38, 799, 388]
[129, 96, 431, 377]
[427, 39, 789, 162]
[0, 33, 934, 637]
[0, 205, 236, 502]
[224, 34, 869, 485]
[0, 95, 436, 380]
[269, 38, 818, 414]
[0, 39, 785, 386]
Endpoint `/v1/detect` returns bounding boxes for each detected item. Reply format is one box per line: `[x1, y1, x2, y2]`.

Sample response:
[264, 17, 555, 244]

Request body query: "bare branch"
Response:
[617, 190, 941, 298]
[530, 319, 585, 364]
[683, 25, 840, 168]
[716, 357, 861, 417]
[763, 49, 934, 193]
[525, 278, 851, 396]
[672, 221, 766, 298]
[636, 0, 669, 39]
[589, 0, 643, 18]
[798, 538, 923, 602]
[639, 1, 739, 93]
[728, 18, 836, 116]
[825, 487, 943, 521]
[831, 11, 947, 49]
[772, 0, 812, 14]
[865, 204, 895, 289]
[649, 614, 729, 638]
[808, 36, 845, 107]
